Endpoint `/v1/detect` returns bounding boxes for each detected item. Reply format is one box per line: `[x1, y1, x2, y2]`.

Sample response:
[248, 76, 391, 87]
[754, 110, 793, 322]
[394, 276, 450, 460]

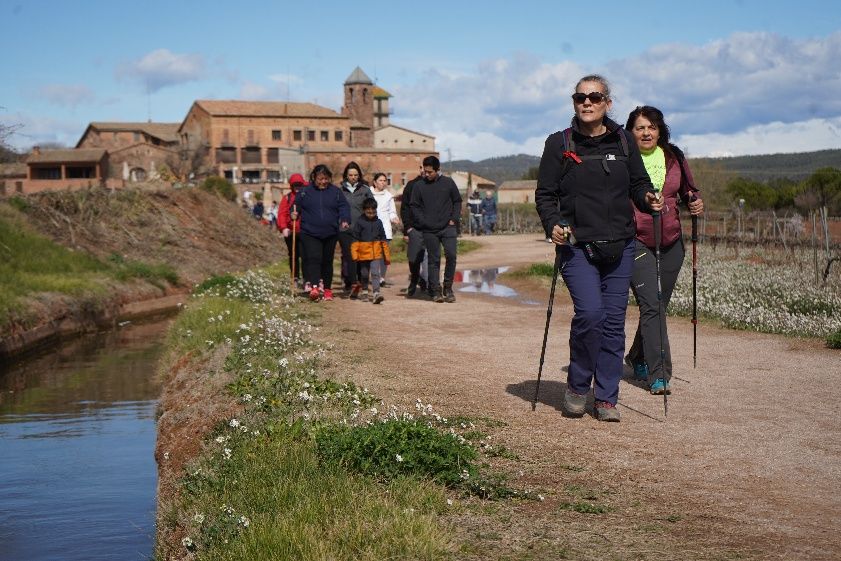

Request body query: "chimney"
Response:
[32, 146, 41, 155]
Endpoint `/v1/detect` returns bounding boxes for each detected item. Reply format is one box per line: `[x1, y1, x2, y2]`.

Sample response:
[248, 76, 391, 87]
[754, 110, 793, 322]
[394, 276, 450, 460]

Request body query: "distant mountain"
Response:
[687, 149, 841, 182]
[442, 149, 841, 185]
[442, 154, 540, 185]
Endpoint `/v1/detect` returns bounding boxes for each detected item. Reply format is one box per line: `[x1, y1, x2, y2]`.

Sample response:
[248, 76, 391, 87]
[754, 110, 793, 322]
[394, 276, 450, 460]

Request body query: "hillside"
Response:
[443, 149, 841, 185]
[0, 187, 285, 355]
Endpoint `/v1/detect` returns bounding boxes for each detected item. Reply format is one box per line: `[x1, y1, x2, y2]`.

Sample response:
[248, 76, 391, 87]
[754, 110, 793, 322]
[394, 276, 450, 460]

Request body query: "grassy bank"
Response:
[0, 200, 178, 330]
[157, 266, 536, 560]
[504, 244, 841, 345]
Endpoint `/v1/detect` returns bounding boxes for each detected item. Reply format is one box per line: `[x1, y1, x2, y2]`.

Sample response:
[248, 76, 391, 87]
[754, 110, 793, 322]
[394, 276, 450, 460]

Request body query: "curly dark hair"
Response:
[625, 105, 673, 156]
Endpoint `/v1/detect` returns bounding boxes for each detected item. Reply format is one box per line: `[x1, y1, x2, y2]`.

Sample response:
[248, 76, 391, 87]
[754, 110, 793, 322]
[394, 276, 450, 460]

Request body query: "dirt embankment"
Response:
[1, 187, 285, 357]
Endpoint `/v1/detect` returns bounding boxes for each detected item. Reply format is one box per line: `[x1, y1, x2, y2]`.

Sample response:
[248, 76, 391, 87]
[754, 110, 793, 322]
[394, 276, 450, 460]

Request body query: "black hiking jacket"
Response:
[535, 117, 655, 242]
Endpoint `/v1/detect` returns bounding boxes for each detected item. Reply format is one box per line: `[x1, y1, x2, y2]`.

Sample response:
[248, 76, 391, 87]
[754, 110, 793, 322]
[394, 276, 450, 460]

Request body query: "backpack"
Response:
[559, 125, 630, 179]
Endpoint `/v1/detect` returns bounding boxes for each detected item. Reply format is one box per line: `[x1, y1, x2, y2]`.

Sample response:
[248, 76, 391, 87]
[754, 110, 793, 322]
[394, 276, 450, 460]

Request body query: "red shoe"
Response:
[323, 288, 334, 301]
[309, 286, 320, 301]
[349, 283, 362, 300]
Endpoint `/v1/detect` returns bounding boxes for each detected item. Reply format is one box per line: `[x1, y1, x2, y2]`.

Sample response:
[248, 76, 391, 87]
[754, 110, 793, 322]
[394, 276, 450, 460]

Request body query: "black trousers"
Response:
[338, 230, 359, 287]
[284, 232, 303, 279]
[627, 239, 685, 382]
[422, 225, 458, 291]
[300, 233, 338, 289]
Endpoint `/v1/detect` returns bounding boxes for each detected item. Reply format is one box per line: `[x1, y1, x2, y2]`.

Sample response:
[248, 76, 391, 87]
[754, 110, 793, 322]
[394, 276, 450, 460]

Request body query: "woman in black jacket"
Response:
[535, 74, 662, 422]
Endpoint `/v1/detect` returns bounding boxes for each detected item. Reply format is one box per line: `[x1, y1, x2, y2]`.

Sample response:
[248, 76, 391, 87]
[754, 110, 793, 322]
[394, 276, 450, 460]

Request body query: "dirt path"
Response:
[319, 234, 840, 560]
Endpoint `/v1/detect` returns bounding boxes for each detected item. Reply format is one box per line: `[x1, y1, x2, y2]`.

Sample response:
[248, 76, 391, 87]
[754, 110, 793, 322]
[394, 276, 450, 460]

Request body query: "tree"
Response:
[724, 177, 777, 210]
[521, 166, 539, 180]
[767, 177, 799, 210]
[798, 167, 841, 212]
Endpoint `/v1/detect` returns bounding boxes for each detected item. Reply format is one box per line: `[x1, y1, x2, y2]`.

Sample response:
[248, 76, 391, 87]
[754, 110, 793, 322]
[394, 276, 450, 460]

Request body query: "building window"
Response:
[33, 166, 61, 180]
[241, 147, 261, 164]
[320, 130, 329, 142]
[401, 172, 406, 185]
[335, 130, 343, 142]
[267, 147, 279, 164]
[272, 130, 281, 141]
[307, 130, 315, 142]
[293, 130, 302, 141]
[387, 173, 392, 186]
[215, 147, 236, 163]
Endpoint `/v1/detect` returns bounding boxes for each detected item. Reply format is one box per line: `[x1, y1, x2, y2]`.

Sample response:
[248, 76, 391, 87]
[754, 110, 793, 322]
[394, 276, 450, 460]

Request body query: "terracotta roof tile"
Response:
[90, 122, 180, 143]
[27, 148, 107, 164]
[195, 100, 343, 119]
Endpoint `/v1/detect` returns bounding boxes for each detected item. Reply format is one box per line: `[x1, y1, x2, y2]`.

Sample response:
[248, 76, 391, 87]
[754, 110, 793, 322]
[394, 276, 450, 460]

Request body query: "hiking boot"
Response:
[443, 284, 456, 303]
[349, 283, 361, 300]
[563, 389, 587, 417]
[360, 290, 370, 302]
[372, 292, 384, 304]
[624, 355, 649, 381]
[594, 401, 621, 422]
[308, 286, 320, 301]
[323, 288, 334, 301]
[649, 378, 671, 395]
[432, 290, 445, 303]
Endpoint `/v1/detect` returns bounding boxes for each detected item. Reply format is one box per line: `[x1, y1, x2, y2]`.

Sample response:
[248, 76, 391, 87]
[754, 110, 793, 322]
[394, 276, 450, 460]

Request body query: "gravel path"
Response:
[320, 234, 841, 560]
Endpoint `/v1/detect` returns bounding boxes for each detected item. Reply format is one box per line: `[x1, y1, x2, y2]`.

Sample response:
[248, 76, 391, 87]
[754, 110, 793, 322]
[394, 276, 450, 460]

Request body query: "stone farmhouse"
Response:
[11, 67, 436, 196]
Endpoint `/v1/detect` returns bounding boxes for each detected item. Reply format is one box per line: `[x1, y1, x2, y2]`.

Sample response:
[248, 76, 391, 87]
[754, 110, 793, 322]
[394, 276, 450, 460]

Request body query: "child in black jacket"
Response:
[350, 198, 391, 303]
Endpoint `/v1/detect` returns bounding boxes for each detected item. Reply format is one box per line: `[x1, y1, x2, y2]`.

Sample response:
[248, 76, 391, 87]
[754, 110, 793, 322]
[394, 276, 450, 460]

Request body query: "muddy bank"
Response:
[1, 187, 285, 358]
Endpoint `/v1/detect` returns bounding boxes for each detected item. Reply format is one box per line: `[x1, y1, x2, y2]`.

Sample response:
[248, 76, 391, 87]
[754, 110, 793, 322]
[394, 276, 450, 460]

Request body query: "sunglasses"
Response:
[571, 92, 608, 104]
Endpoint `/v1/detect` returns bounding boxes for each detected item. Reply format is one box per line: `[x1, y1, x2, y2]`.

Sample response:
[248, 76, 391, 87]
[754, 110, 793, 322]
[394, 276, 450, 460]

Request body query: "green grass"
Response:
[827, 328, 841, 349]
[0, 202, 179, 329]
[160, 266, 538, 559]
[506, 262, 556, 278]
[178, 430, 453, 561]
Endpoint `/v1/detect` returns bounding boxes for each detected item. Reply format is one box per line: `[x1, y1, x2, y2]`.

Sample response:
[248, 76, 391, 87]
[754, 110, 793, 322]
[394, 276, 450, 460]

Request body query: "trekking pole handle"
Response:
[557, 220, 576, 245]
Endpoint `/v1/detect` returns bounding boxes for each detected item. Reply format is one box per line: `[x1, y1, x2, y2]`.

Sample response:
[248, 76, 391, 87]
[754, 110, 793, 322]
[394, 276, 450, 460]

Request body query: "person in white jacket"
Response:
[371, 173, 400, 287]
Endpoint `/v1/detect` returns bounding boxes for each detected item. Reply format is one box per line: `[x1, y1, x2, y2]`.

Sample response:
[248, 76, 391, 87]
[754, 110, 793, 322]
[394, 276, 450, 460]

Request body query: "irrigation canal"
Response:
[0, 319, 171, 561]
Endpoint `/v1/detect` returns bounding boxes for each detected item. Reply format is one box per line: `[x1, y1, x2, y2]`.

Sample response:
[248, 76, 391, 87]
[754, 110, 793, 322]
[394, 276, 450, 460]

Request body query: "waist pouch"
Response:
[582, 240, 625, 265]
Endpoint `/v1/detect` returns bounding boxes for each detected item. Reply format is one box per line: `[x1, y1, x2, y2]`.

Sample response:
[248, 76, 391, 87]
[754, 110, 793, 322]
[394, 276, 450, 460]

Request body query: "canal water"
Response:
[0, 319, 171, 561]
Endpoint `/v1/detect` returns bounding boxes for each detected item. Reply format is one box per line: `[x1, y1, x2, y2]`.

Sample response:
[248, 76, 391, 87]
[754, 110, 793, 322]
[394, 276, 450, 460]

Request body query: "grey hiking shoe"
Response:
[432, 290, 445, 303]
[594, 401, 620, 422]
[563, 389, 587, 416]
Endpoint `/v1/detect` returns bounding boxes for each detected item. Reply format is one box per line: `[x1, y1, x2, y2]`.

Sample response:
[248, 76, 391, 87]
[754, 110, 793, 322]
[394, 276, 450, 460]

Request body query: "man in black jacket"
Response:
[410, 156, 462, 303]
[400, 169, 429, 296]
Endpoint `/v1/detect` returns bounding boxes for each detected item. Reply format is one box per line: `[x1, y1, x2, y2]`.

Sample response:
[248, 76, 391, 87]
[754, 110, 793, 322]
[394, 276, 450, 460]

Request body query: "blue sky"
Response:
[2, 0, 841, 160]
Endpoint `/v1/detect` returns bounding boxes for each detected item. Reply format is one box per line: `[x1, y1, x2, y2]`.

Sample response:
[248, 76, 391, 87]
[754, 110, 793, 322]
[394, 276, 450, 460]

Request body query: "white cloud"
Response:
[387, 32, 841, 160]
[117, 49, 205, 92]
[34, 84, 95, 108]
[1, 112, 83, 150]
[239, 81, 272, 100]
[676, 117, 841, 158]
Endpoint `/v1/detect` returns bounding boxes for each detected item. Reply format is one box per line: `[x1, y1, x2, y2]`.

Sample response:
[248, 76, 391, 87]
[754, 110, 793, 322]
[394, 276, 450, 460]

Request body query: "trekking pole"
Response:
[532, 245, 563, 411]
[690, 196, 698, 369]
[290, 204, 297, 294]
[653, 210, 667, 417]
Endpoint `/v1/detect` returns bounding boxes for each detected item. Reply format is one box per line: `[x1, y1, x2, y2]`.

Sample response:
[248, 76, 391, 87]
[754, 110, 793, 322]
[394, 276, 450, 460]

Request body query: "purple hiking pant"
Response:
[559, 239, 634, 405]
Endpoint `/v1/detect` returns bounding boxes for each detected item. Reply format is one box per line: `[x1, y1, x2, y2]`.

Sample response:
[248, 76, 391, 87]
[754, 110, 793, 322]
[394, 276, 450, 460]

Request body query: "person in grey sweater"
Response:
[410, 156, 462, 303]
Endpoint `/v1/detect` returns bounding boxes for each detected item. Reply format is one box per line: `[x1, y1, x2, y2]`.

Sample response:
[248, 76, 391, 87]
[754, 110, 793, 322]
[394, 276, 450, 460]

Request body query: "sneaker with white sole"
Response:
[649, 378, 671, 395]
[563, 389, 587, 416]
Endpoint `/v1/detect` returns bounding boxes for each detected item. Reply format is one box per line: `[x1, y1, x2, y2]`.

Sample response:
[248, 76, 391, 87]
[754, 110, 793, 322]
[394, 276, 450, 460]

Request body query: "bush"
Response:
[315, 419, 477, 487]
[200, 176, 237, 201]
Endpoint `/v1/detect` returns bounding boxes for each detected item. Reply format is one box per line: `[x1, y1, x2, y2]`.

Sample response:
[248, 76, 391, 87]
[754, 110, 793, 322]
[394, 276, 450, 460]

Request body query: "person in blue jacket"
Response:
[293, 164, 351, 301]
[480, 190, 498, 234]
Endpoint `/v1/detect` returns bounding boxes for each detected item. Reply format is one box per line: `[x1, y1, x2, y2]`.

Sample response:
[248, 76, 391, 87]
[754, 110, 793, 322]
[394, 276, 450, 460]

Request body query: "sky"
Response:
[2, 0, 841, 161]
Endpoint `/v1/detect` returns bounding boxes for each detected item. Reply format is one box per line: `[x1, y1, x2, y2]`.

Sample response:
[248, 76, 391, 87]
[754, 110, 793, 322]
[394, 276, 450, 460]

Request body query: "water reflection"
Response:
[455, 267, 521, 298]
[0, 320, 171, 561]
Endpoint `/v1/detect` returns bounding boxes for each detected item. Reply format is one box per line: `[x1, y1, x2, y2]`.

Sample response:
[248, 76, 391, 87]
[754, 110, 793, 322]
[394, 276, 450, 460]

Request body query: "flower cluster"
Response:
[668, 246, 841, 337]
